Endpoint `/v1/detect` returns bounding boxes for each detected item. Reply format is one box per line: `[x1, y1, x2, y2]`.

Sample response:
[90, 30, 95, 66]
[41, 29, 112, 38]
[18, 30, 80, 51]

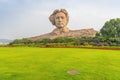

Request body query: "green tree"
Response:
[40, 38, 51, 44]
[53, 37, 65, 43]
[100, 18, 120, 38]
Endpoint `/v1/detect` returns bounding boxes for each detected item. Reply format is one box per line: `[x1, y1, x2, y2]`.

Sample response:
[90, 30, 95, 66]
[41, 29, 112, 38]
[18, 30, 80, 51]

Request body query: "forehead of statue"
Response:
[55, 12, 66, 18]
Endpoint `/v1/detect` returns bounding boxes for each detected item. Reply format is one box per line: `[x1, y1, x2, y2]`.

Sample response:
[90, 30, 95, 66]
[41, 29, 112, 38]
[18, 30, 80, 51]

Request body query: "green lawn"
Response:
[0, 47, 120, 80]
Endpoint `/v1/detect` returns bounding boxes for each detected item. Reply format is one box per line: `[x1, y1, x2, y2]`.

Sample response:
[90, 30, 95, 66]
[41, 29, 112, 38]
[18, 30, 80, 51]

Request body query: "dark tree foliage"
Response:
[100, 18, 120, 38]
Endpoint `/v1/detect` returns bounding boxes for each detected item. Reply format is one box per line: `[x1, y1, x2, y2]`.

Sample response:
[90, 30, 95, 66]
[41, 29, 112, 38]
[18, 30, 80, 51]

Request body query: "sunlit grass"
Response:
[0, 47, 120, 80]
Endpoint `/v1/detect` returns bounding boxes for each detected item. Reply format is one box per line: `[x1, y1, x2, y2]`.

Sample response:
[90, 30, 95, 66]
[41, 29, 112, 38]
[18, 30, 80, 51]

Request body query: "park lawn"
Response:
[0, 47, 120, 80]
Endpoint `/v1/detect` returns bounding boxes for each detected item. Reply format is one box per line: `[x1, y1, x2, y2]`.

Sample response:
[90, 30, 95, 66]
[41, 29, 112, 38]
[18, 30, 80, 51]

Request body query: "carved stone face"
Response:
[54, 12, 67, 28]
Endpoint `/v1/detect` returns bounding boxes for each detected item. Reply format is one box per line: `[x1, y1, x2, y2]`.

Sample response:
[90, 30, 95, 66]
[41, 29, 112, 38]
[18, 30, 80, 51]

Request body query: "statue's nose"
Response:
[58, 18, 62, 22]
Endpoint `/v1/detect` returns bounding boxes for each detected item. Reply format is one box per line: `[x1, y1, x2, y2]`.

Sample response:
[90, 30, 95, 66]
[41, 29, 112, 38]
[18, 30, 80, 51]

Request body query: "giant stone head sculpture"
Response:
[49, 9, 70, 34]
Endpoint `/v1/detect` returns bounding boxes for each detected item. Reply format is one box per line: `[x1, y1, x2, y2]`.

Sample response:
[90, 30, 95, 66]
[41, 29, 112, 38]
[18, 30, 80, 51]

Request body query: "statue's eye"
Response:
[61, 17, 64, 19]
[56, 17, 59, 19]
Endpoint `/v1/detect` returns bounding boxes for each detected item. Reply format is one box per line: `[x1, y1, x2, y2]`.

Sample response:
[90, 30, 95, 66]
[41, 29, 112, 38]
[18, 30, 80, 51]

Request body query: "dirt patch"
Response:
[79, 47, 120, 50]
[40, 46, 120, 50]
[67, 70, 80, 75]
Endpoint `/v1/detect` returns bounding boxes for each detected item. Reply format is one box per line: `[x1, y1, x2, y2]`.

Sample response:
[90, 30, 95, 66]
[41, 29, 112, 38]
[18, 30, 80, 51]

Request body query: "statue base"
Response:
[29, 28, 97, 40]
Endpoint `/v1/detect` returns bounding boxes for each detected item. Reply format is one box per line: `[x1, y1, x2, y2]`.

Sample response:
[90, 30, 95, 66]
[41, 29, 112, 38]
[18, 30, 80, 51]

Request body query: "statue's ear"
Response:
[49, 15, 55, 25]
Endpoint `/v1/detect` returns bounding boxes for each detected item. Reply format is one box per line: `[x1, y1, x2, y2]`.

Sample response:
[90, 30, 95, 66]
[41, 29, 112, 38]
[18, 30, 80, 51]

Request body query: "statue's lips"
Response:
[57, 23, 64, 25]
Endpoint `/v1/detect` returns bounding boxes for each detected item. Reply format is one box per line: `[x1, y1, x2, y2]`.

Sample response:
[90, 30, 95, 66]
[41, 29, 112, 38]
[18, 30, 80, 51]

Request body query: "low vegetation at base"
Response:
[9, 37, 120, 48]
[0, 47, 120, 80]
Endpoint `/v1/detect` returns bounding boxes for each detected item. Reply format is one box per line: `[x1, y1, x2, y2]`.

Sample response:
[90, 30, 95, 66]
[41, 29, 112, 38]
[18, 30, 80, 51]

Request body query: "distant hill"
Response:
[0, 39, 13, 45]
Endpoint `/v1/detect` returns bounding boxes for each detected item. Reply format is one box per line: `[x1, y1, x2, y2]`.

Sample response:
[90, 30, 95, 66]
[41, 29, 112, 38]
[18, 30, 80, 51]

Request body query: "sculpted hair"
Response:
[49, 9, 69, 25]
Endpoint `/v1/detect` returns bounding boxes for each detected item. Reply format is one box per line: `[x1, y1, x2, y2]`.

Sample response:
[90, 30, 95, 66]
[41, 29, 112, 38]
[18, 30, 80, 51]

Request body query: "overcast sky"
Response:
[0, 0, 120, 40]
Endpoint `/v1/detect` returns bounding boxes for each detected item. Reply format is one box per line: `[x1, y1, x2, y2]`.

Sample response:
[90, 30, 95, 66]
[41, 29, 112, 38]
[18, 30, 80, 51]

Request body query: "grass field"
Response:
[0, 47, 120, 80]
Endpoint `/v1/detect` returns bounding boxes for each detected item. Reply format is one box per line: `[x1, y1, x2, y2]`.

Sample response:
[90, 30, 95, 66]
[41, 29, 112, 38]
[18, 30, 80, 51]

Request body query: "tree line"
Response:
[9, 37, 120, 47]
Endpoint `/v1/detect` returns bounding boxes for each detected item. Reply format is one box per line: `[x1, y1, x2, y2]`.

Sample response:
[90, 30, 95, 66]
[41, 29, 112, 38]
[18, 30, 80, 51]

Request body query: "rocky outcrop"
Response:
[29, 9, 97, 40]
[29, 28, 97, 40]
